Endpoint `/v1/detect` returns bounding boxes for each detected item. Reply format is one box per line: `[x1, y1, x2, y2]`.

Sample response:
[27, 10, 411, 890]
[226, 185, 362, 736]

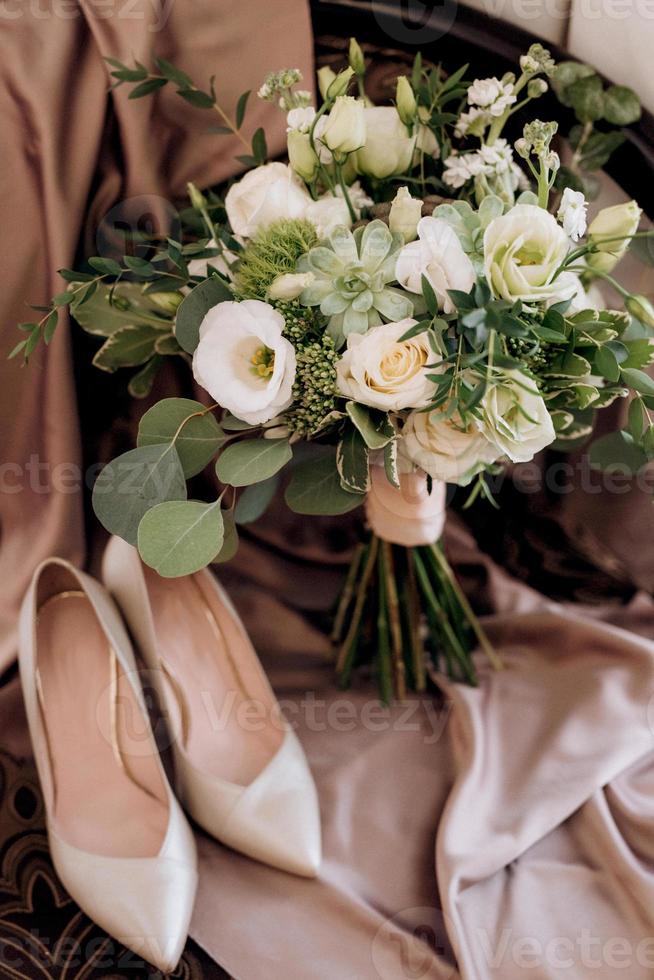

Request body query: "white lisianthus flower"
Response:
[355, 107, 415, 179]
[225, 163, 311, 239]
[586, 200, 642, 274]
[192, 300, 296, 425]
[481, 370, 555, 463]
[483, 204, 576, 304]
[467, 77, 516, 116]
[336, 318, 436, 411]
[401, 408, 500, 485]
[286, 105, 316, 133]
[319, 96, 366, 155]
[557, 188, 587, 242]
[395, 216, 476, 313]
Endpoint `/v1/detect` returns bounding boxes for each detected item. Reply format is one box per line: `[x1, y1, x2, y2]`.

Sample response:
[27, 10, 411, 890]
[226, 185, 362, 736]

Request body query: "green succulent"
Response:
[297, 220, 414, 347]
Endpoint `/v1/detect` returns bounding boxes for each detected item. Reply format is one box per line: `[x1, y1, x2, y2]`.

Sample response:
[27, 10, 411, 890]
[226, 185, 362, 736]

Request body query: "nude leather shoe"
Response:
[102, 535, 321, 878]
[19, 558, 198, 973]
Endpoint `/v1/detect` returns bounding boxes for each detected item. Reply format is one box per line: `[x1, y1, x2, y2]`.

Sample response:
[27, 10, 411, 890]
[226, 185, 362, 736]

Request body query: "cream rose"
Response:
[395, 216, 475, 313]
[483, 204, 576, 304]
[401, 407, 500, 486]
[319, 96, 366, 155]
[224, 163, 311, 239]
[480, 370, 555, 462]
[336, 318, 436, 412]
[192, 300, 296, 425]
[305, 194, 352, 237]
[355, 107, 415, 179]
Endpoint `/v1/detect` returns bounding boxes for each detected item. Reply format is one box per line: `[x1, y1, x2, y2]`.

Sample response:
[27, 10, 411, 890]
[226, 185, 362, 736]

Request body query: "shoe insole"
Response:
[37, 593, 169, 858]
[142, 570, 284, 786]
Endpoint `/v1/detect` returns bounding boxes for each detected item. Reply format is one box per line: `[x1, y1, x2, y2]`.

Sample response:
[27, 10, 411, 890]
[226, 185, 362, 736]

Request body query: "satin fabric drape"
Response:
[0, 0, 315, 677]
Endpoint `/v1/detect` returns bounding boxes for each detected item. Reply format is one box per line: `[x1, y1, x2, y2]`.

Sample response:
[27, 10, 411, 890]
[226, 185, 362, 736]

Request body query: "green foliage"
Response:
[137, 499, 225, 576]
[234, 220, 318, 300]
[137, 398, 226, 478]
[337, 426, 370, 493]
[285, 451, 364, 515]
[175, 276, 233, 353]
[234, 475, 280, 524]
[215, 438, 292, 487]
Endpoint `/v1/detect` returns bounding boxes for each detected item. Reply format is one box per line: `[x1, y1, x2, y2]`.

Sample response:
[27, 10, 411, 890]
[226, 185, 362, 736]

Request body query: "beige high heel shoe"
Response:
[102, 535, 321, 878]
[18, 558, 198, 973]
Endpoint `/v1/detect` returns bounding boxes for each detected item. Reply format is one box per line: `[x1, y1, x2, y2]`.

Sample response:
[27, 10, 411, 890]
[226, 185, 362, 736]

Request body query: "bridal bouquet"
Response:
[16, 41, 654, 698]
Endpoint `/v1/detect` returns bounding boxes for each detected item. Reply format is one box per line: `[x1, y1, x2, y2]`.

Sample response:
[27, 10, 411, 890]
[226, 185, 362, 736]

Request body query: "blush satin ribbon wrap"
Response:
[364, 465, 447, 546]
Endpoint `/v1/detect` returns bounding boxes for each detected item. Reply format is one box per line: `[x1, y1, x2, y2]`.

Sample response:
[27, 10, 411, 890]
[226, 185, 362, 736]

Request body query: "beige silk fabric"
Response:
[0, 0, 315, 676]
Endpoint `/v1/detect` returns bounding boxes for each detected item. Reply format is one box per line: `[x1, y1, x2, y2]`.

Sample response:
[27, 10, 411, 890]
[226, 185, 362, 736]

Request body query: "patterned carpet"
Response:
[0, 747, 229, 979]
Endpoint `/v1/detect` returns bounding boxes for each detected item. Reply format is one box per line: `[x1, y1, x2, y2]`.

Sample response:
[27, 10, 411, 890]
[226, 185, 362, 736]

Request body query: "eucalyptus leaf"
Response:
[621, 367, 654, 396]
[128, 355, 163, 399]
[215, 438, 292, 487]
[603, 85, 641, 126]
[285, 452, 364, 515]
[138, 499, 224, 577]
[588, 430, 648, 474]
[138, 397, 226, 478]
[213, 513, 239, 563]
[92, 443, 187, 545]
[234, 474, 280, 524]
[175, 276, 233, 353]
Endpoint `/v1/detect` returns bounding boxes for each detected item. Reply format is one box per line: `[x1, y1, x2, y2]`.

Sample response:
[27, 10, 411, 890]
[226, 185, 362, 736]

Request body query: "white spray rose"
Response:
[192, 300, 296, 425]
[483, 204, 575, 304]
[389, 187, 423, 243]
[336, 318, 436, 411]
[395, 216, 476, 313]
[481, 370, 555, 462]
[355, 107, 415, 179]
[305, 194, 353, 237]
[319, 96, 366, 155]
[401, 407, 500, 485]
[224, 163, 311, 239]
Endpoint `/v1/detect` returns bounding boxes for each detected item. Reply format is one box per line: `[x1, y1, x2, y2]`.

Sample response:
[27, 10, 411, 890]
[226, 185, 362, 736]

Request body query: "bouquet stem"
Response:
[333, 533, 500, 700]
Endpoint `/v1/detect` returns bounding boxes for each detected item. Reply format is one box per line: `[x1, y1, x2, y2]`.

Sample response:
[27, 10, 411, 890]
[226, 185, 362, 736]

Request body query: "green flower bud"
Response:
[287, 129, 319, 181]
[388, 186, 422, 243]
[187, 181, 206, 212]
[527, 78, 548, 98]
[148, 291, 184, 314]
[326, 66, 355, 101]
[348, 37, 365, 76]
[587, 200, 642, 274]
[626, 294, 654, 328]
[395, 76, 418, 127]
[317, 66, 337, 101]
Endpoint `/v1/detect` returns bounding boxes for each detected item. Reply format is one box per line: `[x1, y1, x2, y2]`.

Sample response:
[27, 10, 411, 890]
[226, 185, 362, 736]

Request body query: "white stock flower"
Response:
[455, 107, 488, 138]
[467, 77, 516, 116]
[344, 180, 373, 213]
[443, 141, 515, 190]
[483, 203, 576, 304]
[192, 300, 296, 425]
[225, 163, 311, 239]
[355, 107, 415, 179]
[395, 216, 475, 314]
[286, 106, 316, 133]
[556, 188, 587, 242]
[481, 370, 555, 462]
[336, 318, 436, 411]
[401, 407, 500, 485]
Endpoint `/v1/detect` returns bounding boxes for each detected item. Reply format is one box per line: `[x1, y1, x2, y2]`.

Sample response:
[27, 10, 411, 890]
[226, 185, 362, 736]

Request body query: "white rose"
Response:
[336, 318, 436, 412]
[483, 204, 575, 304]
[389, 186, 423, 243]
[401, 407, 500, 486]
[224, 163, 311, 239]
[192, 300, 296, 425]
[481, 370, 555, 463]
[355, 107, 415, 179]
[305, 193, 353, 237]
[395, 216, 476, 313]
